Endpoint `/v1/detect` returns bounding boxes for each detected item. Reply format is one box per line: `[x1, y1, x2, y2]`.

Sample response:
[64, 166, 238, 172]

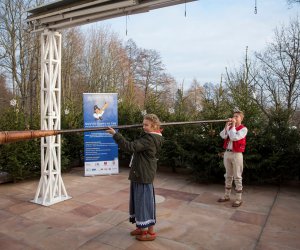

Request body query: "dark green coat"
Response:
[113, 132, 164, 184]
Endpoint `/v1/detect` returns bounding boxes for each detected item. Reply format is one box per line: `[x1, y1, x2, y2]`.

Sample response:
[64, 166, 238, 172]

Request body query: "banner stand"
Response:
[83, 93, 119, 176]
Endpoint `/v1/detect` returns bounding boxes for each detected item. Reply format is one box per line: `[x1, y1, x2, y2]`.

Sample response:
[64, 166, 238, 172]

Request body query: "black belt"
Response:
[225, 149, 232, 152]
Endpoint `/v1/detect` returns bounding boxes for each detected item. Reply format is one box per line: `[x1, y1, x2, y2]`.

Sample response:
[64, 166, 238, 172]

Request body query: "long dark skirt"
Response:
[129, 181, 156, 228]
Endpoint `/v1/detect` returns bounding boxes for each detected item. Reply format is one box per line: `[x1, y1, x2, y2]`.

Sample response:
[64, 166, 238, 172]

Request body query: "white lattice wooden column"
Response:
[32, 30, 71, 206]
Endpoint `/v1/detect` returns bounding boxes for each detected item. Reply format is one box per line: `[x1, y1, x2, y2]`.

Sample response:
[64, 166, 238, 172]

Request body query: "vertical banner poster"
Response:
[83, 93, 119, 176]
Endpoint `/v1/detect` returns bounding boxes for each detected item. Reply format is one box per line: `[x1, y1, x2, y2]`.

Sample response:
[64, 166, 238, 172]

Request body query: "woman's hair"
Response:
[144, 114, 161, 129]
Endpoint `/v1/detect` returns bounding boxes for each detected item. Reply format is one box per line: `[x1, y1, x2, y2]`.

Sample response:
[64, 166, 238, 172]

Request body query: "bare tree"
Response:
[287, 0, 300, 5]
[0, 74, 12, 112]
[83, 26, 127, 93]
[123, 39, 143, 106]
[156, 72, 177, 108]
[61, 28, 85, 109]
[134, 48, 165, 106]
[125, 39, 175, 108]
[0, 0, 42, 125]
[185, 78, 205, 113]
[254, 18, 300, 122]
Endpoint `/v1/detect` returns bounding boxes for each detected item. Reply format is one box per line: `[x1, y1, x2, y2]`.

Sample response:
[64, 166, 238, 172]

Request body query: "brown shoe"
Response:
[232, 200, 243, 207]
[218, 197, 230, 202]
[136, 231, 156, 241]
[130, 228, 142, 236]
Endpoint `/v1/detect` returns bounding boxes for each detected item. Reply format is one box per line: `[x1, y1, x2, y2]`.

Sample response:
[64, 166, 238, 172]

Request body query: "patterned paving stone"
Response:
[71, 204, 106, 218]
[0, 167, 299, 250]
[155, 188, 199, 202]
[0, 235, 36, 250]
[230, 210, 267, 226]
[5, 201, 39, 215]
[192, 191, 221, 205]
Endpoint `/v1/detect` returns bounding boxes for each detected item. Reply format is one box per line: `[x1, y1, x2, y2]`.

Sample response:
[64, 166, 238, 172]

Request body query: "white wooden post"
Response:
[32, 30, 71, 206]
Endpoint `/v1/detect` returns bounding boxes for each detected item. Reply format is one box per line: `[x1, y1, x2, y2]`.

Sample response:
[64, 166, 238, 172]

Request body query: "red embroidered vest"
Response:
[223, 125, 246, 152]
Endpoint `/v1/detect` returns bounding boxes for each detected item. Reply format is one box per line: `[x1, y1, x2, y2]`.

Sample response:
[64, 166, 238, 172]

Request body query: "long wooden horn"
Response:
[0, 119, 227, 145]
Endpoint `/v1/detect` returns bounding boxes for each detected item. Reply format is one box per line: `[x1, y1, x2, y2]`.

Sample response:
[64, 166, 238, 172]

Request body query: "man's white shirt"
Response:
[220, 126, 248, 150]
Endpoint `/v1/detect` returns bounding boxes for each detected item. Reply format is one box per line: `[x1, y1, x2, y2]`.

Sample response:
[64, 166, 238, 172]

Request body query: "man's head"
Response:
[233, 111, 244, 125]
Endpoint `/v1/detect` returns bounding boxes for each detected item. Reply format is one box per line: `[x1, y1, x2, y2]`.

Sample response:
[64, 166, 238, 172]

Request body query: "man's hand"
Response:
[231, 118, 236, 126]
[225, 118, 232, 128]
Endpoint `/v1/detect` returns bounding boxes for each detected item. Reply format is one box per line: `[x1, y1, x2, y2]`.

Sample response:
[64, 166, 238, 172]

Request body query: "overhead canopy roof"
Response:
[27, 0, 197, 32]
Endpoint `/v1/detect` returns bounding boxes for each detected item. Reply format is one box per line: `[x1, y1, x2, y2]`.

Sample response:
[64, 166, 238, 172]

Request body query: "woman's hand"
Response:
[106, 127, 116, 135]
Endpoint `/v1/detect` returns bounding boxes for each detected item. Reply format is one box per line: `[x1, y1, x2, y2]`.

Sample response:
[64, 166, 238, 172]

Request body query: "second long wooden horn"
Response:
[0, 119, 227, 145]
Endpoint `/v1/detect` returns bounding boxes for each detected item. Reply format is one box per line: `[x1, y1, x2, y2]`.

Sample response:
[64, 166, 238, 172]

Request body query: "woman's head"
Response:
[143, 114, 161, 132]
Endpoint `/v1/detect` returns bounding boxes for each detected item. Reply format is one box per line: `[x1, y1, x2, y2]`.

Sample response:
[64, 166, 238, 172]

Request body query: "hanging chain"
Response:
[254, 0, 257, 14]
[185, 0, 187, 17]
[125, 13, 128, 36]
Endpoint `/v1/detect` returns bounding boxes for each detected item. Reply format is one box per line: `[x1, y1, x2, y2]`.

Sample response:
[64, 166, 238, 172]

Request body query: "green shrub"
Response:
[0, 108, 40, 182]
[244, 121, 300, 184]
[0, 108, 72, 181]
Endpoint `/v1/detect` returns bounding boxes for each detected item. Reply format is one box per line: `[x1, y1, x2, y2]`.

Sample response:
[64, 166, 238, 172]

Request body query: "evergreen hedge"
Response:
[0, 105, 299, 184]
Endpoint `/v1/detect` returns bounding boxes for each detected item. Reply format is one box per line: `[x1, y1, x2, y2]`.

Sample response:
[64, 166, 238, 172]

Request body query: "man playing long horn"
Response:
[218, 109, 248, 207]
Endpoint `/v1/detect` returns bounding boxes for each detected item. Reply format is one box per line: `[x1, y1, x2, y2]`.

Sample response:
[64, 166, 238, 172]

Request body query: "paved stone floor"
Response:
[0, 167, 299, 250]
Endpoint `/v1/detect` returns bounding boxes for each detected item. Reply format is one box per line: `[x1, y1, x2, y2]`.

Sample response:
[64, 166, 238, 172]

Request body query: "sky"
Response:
[91, 0, 299, 89]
